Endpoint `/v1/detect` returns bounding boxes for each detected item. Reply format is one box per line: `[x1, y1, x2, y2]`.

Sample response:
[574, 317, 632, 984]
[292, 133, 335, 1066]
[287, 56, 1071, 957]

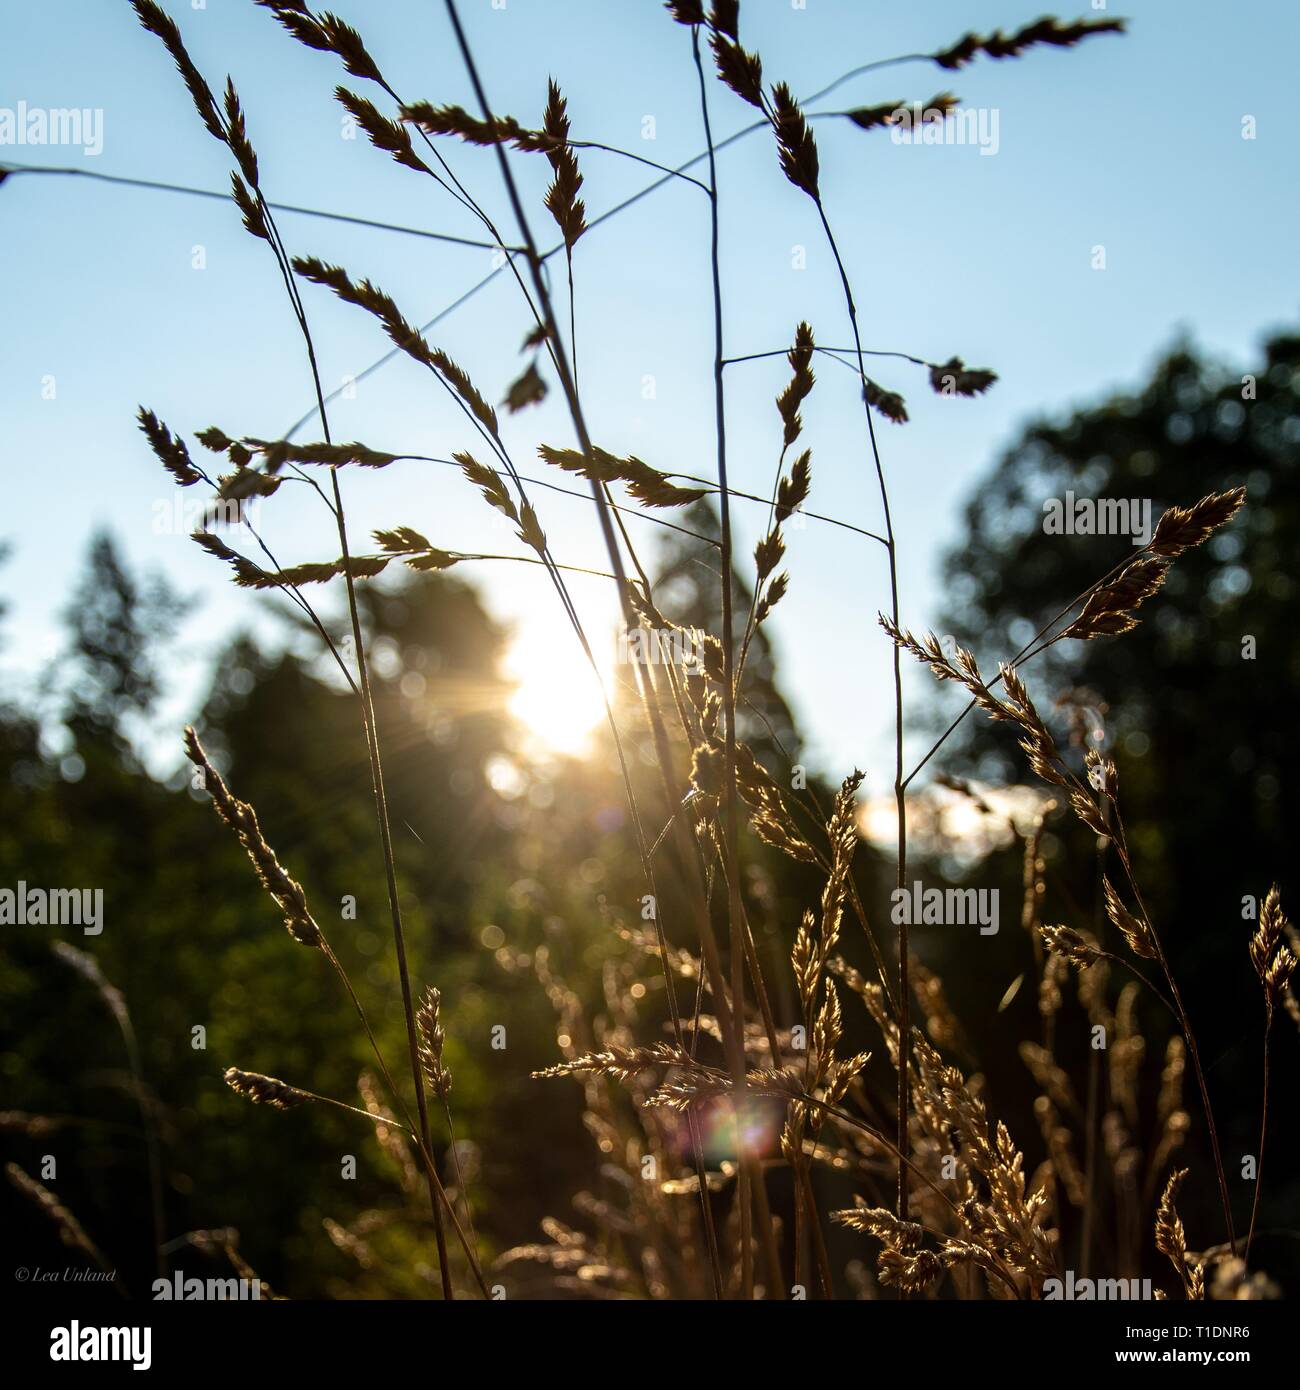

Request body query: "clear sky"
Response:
[2, 0, 1296, 785]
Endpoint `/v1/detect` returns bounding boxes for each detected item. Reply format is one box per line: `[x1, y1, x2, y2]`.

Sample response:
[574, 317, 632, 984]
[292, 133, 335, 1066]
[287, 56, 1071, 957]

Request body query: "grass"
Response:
[8, 0, 1283, 1300]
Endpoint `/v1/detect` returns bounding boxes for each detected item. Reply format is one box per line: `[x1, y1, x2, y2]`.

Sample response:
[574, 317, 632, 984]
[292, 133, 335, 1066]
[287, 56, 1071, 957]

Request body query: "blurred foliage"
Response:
[2, 329, 1296, 1294]
[0, 511, 847, 1297]
[925, 328, 1299, 1268]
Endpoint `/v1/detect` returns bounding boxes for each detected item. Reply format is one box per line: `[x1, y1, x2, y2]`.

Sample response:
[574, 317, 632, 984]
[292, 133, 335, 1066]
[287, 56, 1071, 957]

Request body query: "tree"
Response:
[932, 328, 1299, 1259]
[938, 330, 1296, 932]
[56, 531, 183, 757]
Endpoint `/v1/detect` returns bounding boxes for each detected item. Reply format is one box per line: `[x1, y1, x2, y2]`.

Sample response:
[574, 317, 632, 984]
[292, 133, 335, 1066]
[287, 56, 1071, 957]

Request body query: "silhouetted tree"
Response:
[931, 328, 1299, 1262]
[56, 531, 183, 758]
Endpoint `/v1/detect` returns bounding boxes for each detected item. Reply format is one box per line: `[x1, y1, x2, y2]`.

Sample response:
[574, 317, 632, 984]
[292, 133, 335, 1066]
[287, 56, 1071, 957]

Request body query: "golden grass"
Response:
[100, 0, 1290, 1301]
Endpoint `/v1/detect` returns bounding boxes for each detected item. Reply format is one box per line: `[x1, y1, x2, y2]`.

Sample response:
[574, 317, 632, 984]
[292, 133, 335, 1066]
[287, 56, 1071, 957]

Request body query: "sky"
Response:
[1, 0, 1296, 788]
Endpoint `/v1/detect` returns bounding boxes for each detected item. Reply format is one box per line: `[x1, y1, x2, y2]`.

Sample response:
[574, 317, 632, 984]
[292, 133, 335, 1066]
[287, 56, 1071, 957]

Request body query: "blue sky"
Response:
[1, 0, 1296, 784]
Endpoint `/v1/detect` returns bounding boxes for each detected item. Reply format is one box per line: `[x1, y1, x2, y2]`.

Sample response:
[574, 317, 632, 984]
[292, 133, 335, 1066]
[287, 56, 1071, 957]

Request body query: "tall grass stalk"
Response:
[116, 0, 1273, 1303]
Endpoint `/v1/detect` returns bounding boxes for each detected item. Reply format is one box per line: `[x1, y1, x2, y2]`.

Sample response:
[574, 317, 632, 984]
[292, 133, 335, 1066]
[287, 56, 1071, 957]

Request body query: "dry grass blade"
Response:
[665, 0, 706, 25]
[198, 430, 400, 475]
[542, 80, 586, 249]
[770, 82, 819, 197]
[927, 355, 996, 396]
[647, 1065, 807, 1112]
[1039, 923, 1102, 968]
[844, 94, 956, 133]
[224, 1066, 310, 1110]
[831, 1203, 944, 1292]
[129, 0, 224, 141]
[753, 572, 788, 627]
[709, 0, 740, 42]
[254, 2, 382, 84]
[335, 86, 429, 173]
[818, 771, 865, 961]
[1249, 884, 1295, 1015]
[934, 16, 1126, 70]
[222, 78, 259, 188]
[777, 325, 815, 448]
[183, 726, 322, 947]
[534, 1043, 807, 1114]
[416, 987, 453, 1101]
[533, 1043, 714, 1085]
[1246, 885, 1293, 1260]
[399, 101, 553, 153]
[862, 377, 908, 423]
[229, 169, 269, 240]
[456, 450, 519, 522]
[538, 444, 706, 508]
[1155, 1167, 1205, 1299]
[503, 360, 547, 413]
[1062, 556, 1171, 639]
[292, 256, 501, 438]
[1150, 485, 1246, 557]
[6, 1162, 125, 1293]
[138, 408, 204, 486]
[250, 554, 392, 588]
[1104, 876, 1156, 960]
[710, 29, 764, 110]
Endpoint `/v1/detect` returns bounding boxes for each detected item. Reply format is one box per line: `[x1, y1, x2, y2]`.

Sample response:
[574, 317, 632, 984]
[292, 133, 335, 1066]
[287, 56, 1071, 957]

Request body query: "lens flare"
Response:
[505, 626, 608, 756]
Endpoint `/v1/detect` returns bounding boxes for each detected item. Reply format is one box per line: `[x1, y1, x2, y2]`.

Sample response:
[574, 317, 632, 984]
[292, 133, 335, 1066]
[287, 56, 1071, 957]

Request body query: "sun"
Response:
[505, 626, 609, 756]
